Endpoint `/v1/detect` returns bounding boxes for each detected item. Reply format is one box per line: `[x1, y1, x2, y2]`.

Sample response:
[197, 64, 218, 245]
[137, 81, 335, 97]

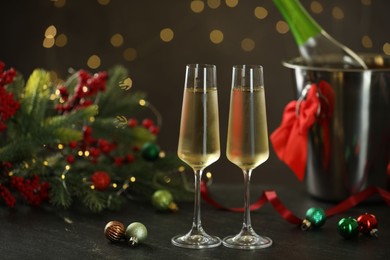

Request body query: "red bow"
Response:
[270, 81, 334, 181]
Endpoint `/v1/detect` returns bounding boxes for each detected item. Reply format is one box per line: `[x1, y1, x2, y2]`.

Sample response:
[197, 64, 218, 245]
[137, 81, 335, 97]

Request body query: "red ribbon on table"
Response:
[270, 81, 335, 181]
[200, 181, 390, 226]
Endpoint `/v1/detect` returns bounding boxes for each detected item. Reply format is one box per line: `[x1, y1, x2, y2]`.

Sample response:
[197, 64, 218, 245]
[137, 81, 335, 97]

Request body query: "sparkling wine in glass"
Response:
[223, 65, 272, 250]
[171, 64, 221, 249]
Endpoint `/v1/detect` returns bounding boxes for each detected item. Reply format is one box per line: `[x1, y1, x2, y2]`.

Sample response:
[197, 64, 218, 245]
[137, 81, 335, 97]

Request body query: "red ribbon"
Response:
[200, 181, 390, 226]
[270, 81, 335, 181]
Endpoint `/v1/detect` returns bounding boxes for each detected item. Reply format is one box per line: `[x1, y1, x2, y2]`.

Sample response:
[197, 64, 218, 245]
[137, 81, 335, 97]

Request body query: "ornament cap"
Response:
[302, 207, 326, 230]
[370, 228, 379, 238]
[168, 202, 179, 212]
[301, 219, 311, 231]
[128, 237, 139, 246]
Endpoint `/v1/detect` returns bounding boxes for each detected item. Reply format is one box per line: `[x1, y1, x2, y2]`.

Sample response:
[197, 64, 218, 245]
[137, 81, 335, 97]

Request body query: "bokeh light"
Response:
[160, 28, 174, 42]
[87, 55, 101, 69]
[210, 30, 224, 44]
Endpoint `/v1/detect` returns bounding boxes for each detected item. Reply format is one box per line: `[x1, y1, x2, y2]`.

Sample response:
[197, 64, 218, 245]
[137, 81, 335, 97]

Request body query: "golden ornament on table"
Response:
[104, 221, 126, 242]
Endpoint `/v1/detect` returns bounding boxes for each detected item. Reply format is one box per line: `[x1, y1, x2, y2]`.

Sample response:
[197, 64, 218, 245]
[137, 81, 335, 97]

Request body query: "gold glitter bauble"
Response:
[104, 220, 125, 242]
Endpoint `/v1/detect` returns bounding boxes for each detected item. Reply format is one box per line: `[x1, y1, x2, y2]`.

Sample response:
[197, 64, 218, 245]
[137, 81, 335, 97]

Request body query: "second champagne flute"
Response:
[223, 65, 272, 250]
[171, 64, 221, 249]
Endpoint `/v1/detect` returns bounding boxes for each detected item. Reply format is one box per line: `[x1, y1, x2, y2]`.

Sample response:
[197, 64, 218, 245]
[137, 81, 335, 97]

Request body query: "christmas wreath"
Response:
[0, 61, 193, 212]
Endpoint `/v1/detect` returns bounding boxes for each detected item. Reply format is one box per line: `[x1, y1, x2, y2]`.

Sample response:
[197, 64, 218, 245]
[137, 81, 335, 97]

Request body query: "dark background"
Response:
[1, 0, 389, 186]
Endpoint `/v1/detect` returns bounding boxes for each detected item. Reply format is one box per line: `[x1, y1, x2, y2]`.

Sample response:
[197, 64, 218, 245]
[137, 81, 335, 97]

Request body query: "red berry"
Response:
[142, 119, 154, 129]
[83, 125, 93, 137]
[149, 125, 160, 135]
[69, 140, 78, 149]
[126, 154, 135, 163]
[128, 118, 138, 127]
[67, 155, 75, 164]
[114, 157, 123, 166]
[89, 147, 100, 158]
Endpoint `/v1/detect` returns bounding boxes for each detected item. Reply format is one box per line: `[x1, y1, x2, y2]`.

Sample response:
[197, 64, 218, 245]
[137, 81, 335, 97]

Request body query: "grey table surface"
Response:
[1, 184, 389, 260]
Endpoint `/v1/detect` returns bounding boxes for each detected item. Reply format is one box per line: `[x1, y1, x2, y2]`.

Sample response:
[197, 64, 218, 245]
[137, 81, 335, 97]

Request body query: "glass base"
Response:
[222, 232, 272, 250]
[171, 230, 221, 249]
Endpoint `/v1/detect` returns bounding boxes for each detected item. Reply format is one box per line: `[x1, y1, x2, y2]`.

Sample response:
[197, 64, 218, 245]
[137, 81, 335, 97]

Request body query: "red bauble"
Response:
[357, 213, 378, 236]
[91, 171, 111, 190]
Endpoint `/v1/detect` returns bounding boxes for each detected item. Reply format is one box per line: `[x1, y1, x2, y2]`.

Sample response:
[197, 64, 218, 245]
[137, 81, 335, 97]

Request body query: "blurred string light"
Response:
[110, 33, 124, 47]
[361, 0, 372, 5]
[310, 1, 323, 14]
[210, 30, 224, 44]
[276, 20, 289, 34]
[191, 0, 204, 13]
[43, 25, 57, 48]
[241, 38, 255, 52]
[160, 28, 174, 42]
[87, 55, 101, 69]
[362, 35, 373, 49]
[52, 0, 66, 8]
[225, 0, 239, 8]
[123, 48, 137, 61]
[254, 6, 268, 20]
[56, 34, 68, 47]
[43, 24, 67, 49]
[384, 43, 390, 55]
[207, 0, 221, 9]
[97, 0, 110, 5]
[332, 6, 344, 20]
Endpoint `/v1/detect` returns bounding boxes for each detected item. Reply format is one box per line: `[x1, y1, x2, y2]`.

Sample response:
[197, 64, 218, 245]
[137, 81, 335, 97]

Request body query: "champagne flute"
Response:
[222, 65, 272, 249]
[171, 64, 221, 249]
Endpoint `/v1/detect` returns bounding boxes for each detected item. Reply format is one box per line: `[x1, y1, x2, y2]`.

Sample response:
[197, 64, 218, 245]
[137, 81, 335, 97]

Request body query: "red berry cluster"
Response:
[128, 118, 160, 135]
[0, 61, 16, 87]
[66, 125, 136, 166]
[10, 175, 50, 207]
[55, 70, 107, 113]
[0, 184, 16, 208]
[0, 61, 19, 132]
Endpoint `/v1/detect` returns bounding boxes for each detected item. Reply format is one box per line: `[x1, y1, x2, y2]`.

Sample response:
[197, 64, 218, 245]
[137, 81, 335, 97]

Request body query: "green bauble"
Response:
[152, 190, 178, 211]
[141, 142, 160, 161]
[337, 217, 359, 239]
[126, 222, 148, 245]
[301, 207, 326, 230]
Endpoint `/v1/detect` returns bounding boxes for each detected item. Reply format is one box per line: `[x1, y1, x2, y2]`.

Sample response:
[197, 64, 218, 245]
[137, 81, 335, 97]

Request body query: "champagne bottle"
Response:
[273, 0, 367, 69]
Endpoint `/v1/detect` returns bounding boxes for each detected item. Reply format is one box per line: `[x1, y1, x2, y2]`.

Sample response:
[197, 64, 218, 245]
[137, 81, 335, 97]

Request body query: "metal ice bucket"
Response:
[283, 54, 390, 201]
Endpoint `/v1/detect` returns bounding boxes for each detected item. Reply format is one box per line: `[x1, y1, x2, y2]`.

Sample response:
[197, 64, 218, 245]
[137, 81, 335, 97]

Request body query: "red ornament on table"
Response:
[357, 213, 379, 237]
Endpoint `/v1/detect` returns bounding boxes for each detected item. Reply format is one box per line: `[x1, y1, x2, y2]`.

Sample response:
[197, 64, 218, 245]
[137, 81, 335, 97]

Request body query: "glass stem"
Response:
[192, 169, 203, 231]
[242, 169, 253, 231]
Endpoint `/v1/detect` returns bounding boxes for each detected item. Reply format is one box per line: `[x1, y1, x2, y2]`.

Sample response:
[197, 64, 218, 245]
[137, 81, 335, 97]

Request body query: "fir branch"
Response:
[45, 105, 98, 128]
[0, 136, 37, 162]
[53, 128, 83, 144]
[4, 74, 25, 99]
[91, 118, 155, 145]
[21, 69, 52, 126]
[82, 189, 107, 213]
[49, 178, 73, 209]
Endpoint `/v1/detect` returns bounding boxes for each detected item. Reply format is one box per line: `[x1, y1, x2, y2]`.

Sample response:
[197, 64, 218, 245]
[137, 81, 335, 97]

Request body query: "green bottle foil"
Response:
[273, 0, 321, 46]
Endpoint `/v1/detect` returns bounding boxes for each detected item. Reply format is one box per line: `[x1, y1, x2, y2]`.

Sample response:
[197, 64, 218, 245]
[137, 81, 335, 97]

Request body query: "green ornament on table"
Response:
[152, 189, 178, 212]
[141, 142, 160, 161]
[301, 207, 327, 230]
[126, 222, 148, 246]
[337, 217, 359, 239]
